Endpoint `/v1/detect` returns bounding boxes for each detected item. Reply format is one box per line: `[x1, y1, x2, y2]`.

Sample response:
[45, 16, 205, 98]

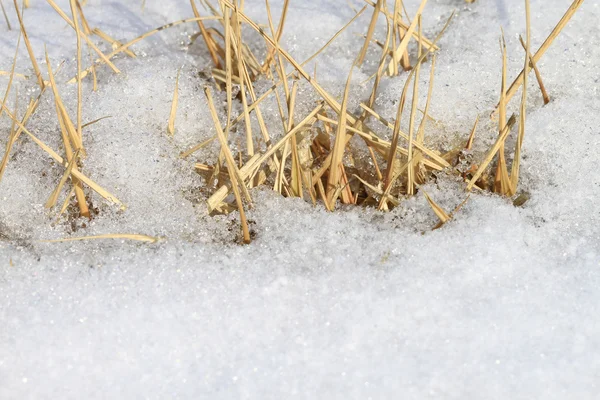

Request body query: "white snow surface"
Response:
[1, 0, 600, 398]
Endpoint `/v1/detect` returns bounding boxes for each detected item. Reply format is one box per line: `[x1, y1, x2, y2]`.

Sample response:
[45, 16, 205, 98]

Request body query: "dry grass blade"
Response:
[207, 6, 234, 188]
[327, 64, 354, 209]
[466, 114, 516, 191]
[8, 88, 19, 147]
[274, 136, 290, 194]
[0, 89, 20, 183]
[357, 0, 382, 65]
[0, 33, 20, 119]
[364, 5, 391, 110]
[494, 30, 511, 195]
[205, 86, 252, 244]
[0, 0, 11, 30]
[0, 71, 27, 79]
[267, 77, 289, 193]
[70, 0, 84, 142]
[89, 50, 98, 91]
[392, 0, 411, 73]
[273, 0, 290, 53]
[262, 0, 290, 70]
[190, 0, 220, 68]
[509, 0, 531, 195]
[211, 68, 240, 85]
[42, 234, 160, 243]
[82, 115, 112, 129]
[465, 115, 479, 150]
[180, 135, 217, 159]
[230, 42, 273, 157]
[287, 81, 304, 198]
[378, 155, 417, 210]
[383, 30, 419, 187]
[264, 0, 290, 101]
[416, 53, 436, 146]
[237, 85, 255, 159]
[405, 16, 424, 196]
[430, 193, 471, 230]
[423, 190, 450, 224]
[223, 6, 233, 137]
[304, 6, 367, 68]
[75, 0, 92, 35]
[57, 186, 76, 218]
[368, 146, 383, 181]
[0, 92, 46, 182]
[231, 3, 254, 156]
[519, 34, 549, 104]
[13, 0, 44, 90]
[44, 50, 84, 154]
[167, 68, 180, 136]
[45, 149, 81, 209]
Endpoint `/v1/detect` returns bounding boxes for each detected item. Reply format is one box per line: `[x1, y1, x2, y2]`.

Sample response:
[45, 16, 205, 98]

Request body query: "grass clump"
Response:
[0, 0, 585, 244]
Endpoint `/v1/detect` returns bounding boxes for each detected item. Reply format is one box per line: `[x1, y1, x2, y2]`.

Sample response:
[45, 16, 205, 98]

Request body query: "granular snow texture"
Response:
[1, 0, 599, 398]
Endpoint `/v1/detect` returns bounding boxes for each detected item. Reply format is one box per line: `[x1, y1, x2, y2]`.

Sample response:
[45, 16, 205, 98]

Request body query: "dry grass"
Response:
[42, 233, 159, 243]
[0, 0, 585, 244]
[0, 0, 11, 30]
[167, 68, 181, 136]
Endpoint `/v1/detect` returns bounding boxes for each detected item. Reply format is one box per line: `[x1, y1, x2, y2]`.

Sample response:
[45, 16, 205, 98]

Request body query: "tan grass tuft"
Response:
[0, 0, 583, 244]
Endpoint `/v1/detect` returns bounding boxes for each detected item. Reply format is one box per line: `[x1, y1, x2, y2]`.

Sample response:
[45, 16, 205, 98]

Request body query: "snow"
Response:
[1, 0, 600, 398]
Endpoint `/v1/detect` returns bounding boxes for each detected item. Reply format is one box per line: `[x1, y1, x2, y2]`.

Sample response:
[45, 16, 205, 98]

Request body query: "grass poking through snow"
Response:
[0, 0, 586, 244]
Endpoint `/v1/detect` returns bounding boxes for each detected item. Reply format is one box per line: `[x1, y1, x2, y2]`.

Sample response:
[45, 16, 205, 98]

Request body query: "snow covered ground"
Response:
[1, 0, 599, 398]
